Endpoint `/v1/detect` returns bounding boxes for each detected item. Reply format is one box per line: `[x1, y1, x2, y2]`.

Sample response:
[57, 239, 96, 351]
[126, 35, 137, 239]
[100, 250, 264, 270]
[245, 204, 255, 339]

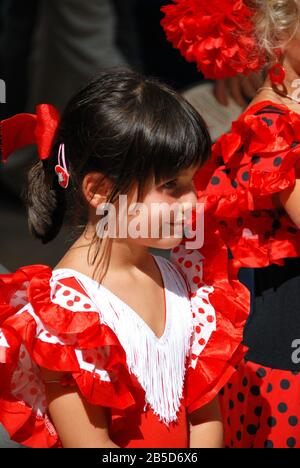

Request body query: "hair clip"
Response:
[55, 143, 70, 189]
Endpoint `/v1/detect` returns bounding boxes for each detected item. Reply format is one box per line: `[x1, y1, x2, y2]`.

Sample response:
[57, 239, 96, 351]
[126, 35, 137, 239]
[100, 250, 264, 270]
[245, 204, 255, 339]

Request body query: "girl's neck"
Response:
[104, 239, 151, 271]
[63, 225, 152, 279]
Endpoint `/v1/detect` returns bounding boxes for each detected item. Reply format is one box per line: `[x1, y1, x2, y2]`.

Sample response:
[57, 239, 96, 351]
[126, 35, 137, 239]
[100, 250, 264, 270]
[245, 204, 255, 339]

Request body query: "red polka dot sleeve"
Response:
[0, 266, 139, 448]
[170, 219, 249, 414]
[195, 101, 300, 268]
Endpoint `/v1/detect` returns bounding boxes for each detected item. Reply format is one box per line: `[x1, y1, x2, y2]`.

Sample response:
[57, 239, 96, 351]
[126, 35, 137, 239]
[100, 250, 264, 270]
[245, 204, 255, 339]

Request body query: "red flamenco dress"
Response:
[0, 229, 248, 448]
[195, 101, 300, 448]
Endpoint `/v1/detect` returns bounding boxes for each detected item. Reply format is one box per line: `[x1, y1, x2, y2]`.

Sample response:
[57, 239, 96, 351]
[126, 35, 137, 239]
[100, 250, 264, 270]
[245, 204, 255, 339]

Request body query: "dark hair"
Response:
[25, 68, 211, 263]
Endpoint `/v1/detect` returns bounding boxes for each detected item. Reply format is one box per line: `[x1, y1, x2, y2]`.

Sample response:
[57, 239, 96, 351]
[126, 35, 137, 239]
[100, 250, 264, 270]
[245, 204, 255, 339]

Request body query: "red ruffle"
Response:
[0, 399, 60, 448]
[161, 0, 265, 79]
[195, 101, 300, 268]
[171, 218, 249, 413]
[0, 266, 143, 448]
[0, 265, 48, 323]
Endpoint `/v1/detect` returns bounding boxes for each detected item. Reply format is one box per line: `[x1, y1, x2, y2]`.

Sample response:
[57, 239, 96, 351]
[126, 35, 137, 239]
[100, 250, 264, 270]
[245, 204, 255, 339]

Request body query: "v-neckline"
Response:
[52, 254, 170, 342]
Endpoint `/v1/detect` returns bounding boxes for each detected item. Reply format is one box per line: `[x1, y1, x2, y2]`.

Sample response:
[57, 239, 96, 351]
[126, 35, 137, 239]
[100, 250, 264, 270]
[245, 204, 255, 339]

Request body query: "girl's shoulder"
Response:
[203, 99, 300, 170]
[234, 99, 300, 133]
[205, 99, 300, 179]
[195, 100, 300, 268]
[0, 264, 124, 368]
[0, 264, 135, 447]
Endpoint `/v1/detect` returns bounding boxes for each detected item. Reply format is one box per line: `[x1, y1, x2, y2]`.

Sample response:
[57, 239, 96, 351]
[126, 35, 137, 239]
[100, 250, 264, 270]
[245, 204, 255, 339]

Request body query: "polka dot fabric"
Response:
[9, 282, 29, 309]
[170, 238, 249, 413]
[171, 245, 216, 369]
[51, 278, 95, 313]
[11, 344, 48, 418]
[220, 360, 300, 448]
[195, 100, 300, 268]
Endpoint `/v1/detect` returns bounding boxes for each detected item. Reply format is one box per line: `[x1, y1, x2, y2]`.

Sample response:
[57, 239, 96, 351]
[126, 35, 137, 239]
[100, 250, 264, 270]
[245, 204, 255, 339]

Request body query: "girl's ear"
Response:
[82, 172, 112, 209]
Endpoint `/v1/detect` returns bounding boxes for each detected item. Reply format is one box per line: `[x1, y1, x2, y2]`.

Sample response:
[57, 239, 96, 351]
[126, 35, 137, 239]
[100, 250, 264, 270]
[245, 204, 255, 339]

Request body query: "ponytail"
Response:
[25, 160, 66, 244]
[0, 103, 63, 243]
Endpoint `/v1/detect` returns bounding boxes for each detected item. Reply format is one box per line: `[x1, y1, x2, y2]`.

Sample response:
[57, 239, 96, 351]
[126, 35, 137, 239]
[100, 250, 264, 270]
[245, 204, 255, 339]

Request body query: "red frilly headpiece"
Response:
[161, 0, 266, 79]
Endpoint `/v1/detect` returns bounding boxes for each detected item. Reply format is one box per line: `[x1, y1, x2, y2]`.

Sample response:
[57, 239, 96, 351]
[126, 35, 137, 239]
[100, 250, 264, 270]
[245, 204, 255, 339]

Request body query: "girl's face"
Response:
[122, 165, 200, 250]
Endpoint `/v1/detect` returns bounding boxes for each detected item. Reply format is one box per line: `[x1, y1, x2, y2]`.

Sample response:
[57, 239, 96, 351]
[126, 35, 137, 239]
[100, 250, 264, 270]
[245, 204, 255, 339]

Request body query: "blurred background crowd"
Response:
[0, 0, 203, 274]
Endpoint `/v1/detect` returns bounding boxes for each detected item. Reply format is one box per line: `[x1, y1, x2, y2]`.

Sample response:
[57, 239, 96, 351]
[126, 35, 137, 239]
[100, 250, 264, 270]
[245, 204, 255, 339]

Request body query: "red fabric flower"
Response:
[161, 0, 265, 79]
[195, 100, 300, 268]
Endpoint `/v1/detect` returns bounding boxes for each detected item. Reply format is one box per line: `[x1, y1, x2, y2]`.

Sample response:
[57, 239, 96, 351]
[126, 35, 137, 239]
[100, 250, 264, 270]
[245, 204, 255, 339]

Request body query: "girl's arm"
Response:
[189, 397, 224, 448]
[41, 369, 119, 448]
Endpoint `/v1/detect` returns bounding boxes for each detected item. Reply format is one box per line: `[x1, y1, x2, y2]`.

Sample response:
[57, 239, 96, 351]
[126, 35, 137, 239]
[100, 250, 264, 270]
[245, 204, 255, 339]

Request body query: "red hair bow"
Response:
[1, 104, 60, 162]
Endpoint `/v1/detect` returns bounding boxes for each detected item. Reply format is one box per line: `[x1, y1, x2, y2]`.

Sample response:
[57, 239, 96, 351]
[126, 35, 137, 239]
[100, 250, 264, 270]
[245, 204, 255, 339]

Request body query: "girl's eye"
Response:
[162, 180, 177, 190]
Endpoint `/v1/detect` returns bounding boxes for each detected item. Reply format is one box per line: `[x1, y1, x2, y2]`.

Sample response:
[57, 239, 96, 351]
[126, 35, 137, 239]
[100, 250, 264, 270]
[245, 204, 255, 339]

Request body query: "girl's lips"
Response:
[170, 218, 185, 224]
[168, 220, 185, 227]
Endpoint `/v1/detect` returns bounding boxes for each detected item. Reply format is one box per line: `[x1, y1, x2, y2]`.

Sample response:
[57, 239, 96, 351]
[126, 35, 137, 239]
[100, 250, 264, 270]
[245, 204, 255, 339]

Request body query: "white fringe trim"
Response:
[102, 289, 192, 424]
[52, 257, 193, 425]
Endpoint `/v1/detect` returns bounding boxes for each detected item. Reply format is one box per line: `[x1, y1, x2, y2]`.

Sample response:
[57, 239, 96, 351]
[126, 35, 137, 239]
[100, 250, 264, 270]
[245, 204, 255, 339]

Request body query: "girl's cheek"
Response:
[136, 194, 176, 213]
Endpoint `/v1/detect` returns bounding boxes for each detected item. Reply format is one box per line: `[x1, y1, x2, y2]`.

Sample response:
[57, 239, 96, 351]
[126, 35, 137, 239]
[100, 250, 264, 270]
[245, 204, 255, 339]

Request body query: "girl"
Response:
[0, 69, 247, 448]
[162, 0, 300, 449]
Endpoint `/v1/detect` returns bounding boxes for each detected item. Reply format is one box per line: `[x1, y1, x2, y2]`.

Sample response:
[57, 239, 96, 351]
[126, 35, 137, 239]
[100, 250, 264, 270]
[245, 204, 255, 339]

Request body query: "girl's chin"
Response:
[149, 236, 184, 250]
[121, 235, 184, 250]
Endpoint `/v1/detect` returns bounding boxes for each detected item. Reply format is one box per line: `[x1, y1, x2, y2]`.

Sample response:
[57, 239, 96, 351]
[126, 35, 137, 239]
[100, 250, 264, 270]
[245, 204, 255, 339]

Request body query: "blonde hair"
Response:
[248, 0, 300, 63]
